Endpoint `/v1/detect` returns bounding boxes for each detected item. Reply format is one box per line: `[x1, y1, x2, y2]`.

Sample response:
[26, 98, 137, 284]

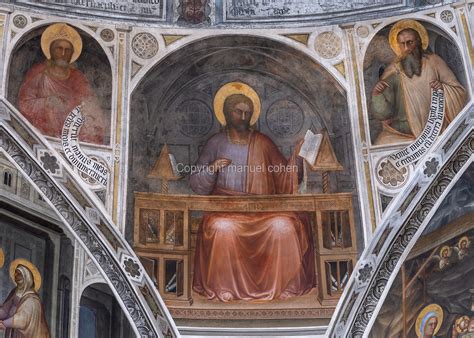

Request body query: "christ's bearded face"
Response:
[228, 102, 253, 132]
[50, 39, 74, 68]
[397, 29, 423, 78]
[223, 94, 254, 132]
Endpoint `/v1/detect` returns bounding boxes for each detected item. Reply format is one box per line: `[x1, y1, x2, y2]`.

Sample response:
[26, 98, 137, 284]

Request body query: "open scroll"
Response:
[61, 106, 109, 186]
[388, 89, 445, 170]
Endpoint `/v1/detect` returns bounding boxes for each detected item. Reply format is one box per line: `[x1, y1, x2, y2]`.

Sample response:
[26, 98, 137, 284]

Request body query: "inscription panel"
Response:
[224, 0, 402, 21]
[16, 0, 165, 20]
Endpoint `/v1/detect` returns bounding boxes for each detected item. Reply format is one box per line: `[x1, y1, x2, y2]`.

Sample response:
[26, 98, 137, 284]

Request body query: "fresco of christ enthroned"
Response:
[189, 82, 316, 302]
[133, 81, 358, 312]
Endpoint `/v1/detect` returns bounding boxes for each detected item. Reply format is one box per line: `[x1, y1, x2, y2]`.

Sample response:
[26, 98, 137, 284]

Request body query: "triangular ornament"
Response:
[163, 35, 186, 46]
[283, 34, 310, 45]
[132, 61, 143, 78]
[86, 25, 98, 32]
[334, 61, 346, 78]
[148, 144, 180, 180]
[310, 130, 344, 171]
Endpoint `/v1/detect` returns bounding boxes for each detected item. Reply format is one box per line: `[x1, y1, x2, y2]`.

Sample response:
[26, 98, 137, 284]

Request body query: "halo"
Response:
[9, 258, 42, 292]
[458, 236, 470, 247]
[41, 23, 83, 63]
[389, 19, 429, 57]
[454, 315, 470, 333]
[440, 245, 452, 257]
[0, 248, 4, 268]
[415, 304, 443, 337]
[213, 82, 261, 126]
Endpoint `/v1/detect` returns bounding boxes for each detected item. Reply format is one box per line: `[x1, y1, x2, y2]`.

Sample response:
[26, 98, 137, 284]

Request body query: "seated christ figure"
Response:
[190, 82, 315, 302]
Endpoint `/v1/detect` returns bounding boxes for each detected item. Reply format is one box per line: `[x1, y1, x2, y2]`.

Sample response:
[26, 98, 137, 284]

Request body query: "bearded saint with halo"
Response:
[190, 82, 316, 302]
[371, 19, 467, 145]
[18, 23, 107, 144]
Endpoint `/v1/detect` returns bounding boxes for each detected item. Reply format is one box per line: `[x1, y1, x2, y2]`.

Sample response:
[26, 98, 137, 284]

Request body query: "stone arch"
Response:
[79, 282, 134, 338]
[370, 165, 474, 337]
[129, 31, 348, 94]
[0, 98, 178, 337]
[327, 105, 473, 337]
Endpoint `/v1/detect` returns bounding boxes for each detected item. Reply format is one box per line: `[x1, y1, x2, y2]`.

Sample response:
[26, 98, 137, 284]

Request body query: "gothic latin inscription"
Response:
[18, 0, 164, 18]
[225, 0, 401, 20]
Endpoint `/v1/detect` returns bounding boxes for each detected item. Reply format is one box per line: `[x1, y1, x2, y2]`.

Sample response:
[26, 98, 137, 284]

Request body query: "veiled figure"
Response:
[190, 82, 315, 302]
[0, 263, 50, 338]
[415, 304, 443, 338]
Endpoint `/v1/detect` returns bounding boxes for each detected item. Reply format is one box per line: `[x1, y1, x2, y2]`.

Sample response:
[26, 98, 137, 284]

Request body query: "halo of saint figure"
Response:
[190, 82, 316, 302]
[416, 304, 443, 338]
[0, 259, 50, 338]
[17, 23, 108, 145]
[370, 19, 468, 145]
[415, 302, 474, 338]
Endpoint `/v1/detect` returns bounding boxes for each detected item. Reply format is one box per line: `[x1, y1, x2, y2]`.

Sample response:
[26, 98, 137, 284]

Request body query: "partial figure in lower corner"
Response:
[190, 82, 316, 302]
[371, 19, 467, 145]
[416, 303, 443, 338]
[0, 260, 50, 338]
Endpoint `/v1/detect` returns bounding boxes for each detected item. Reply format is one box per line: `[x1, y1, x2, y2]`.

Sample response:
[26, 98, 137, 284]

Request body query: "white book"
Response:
[298, 130, 323, 166]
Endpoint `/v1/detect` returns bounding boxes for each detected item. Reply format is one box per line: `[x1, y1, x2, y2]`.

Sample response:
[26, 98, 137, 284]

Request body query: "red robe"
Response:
[18, 62, 107, 144]
[193, 132, 316, 301]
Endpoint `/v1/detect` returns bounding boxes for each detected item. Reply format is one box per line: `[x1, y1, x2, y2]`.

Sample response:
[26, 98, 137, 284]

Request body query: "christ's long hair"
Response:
[222, 94, 255, 132]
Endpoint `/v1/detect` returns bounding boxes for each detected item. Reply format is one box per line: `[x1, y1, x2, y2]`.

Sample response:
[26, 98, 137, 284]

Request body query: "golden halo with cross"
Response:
[9, 258, 42, 292]
[41, 23, 83, 63]
[213, 82, 261, 126]
[415, 303, 443, 338]
[389, 19, 429, 57]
